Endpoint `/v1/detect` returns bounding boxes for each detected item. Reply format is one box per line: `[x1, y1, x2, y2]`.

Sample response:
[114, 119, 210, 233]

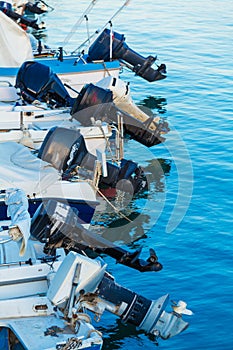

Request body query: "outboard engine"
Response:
[38, 126, 147, 194]
[88, 29, 166, 82]
[91, 273, 190, 340]
[95, 76, 169, 144]
[71, 83, 167, 147]
[43, 250, 190, 343]
[42, 249, 191, 342]
[15, 61, 73, 107]
[31, 199, 163, 272]
[15, 61, 167, 147]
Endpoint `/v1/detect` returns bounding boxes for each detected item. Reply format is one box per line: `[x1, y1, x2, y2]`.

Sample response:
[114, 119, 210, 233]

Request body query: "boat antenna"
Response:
[104, 0, 131, 27]
[71, 0, 131, 54]
[109, 20, 113, 61]
[61, 0, 99, 47]
[85, 15, 91, 49]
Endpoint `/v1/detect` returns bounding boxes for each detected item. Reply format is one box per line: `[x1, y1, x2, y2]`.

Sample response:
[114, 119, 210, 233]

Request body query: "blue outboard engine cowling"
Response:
[88, 29, 166, 82]
[15, 61, 73, 107]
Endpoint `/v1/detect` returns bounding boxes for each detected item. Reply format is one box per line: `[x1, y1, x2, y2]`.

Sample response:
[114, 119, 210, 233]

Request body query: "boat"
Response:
[0, 4, 168, 148]
[0, 59, 168, 149]
[0, 60, 117, 155]
[0, 10, 120, 90]
[0, 122, 148, 221]
[0, 62, 150, 202]
[0, 139, 99, 224]
[0, 188, 103, 350]
[0, 2, 166, 92]
[0, 110, 113, 152]
[0, 100, 113, 153]
[0, 60, 113, 152]
[0, 188, 192, 348]
[71, 75, 169, 147]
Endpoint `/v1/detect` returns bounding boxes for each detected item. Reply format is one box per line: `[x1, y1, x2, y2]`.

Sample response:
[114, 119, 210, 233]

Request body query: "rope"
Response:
[70, 167, 132, 223]
[95, 187, 132, 223]
[76, 312, 91, 323]
[87, 328, 102, 337]
[102, 61, 111, 76]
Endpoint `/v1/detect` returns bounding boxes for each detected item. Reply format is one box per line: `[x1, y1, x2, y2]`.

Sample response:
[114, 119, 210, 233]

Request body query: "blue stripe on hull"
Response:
[0, 198, 98, 224]
[0, 66, 18, 77]
[37, 56, 120, 74]
[0, 57, 120, 77]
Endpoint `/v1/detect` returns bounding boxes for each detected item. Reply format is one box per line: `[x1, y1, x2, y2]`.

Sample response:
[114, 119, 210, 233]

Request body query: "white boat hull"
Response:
[0, 57, 120, 96]
[0, 142, 99, 223]
[0, 235, 103, 350]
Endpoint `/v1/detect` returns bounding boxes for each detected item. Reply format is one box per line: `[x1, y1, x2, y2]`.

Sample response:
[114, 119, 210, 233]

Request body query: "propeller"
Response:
[171, 300, 193, 316]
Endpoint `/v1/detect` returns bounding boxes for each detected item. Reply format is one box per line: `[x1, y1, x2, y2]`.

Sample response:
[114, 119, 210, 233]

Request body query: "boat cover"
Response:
[0, 142, 60, 196]
[0, 11, 33, 67]
[5, 188, 30, 256]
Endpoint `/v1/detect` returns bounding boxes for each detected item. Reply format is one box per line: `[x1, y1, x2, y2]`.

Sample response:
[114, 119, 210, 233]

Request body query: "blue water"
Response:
[42, 1, 233, 349]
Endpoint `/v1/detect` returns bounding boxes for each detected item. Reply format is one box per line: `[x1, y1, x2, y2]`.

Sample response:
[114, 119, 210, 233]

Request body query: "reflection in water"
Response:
[23, 3, 49, 42]
[137, 95, 169, 145]
[99, 211, 150, 244]
[138, 96, 167, 115]
[146, 158, 171, 192]
[97, 319, 159, 350]
[32, 27, 48, 41]
[92, 158, 171, 245]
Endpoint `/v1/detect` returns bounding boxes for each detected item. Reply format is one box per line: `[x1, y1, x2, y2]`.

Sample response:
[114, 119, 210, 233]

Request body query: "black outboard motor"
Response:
[31, 199, 163, 272]
[38, 126, 147, 194]
[95, 273, 189, 339]
[70, 83, 113, 125]
[71, 84, 165, 147]
[15, 61, 166, 147]
[88, 29, 166, 82]
[15, 61, 73, 108]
